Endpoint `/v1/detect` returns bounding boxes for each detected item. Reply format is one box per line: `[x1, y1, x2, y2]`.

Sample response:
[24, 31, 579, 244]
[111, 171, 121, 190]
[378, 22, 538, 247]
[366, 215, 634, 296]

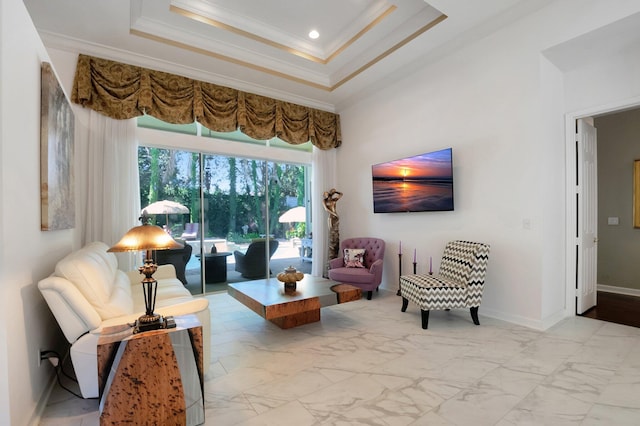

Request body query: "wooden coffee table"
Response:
[227, 275, 361, 329]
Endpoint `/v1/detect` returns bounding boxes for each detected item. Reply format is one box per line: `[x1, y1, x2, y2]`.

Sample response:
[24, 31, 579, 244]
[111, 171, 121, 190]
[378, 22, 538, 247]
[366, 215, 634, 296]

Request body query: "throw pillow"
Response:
[344, 248, 366, 268]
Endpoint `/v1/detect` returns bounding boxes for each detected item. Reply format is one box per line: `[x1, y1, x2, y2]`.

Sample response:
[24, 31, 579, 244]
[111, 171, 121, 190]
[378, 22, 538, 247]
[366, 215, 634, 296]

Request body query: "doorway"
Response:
[568, 104, 640, 326]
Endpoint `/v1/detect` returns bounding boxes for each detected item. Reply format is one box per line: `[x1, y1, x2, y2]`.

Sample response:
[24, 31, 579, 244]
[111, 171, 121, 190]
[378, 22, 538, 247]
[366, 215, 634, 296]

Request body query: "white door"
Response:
[576, 119, 598, 314]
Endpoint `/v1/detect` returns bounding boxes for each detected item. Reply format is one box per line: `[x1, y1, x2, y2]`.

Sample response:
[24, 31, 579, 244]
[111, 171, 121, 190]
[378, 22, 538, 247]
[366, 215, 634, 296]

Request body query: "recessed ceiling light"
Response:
[308, 30, 319, 39]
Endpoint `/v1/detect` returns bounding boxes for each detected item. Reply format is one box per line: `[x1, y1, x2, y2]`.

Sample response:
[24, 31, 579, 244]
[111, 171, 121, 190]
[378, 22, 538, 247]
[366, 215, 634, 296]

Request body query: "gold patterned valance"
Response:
[71, 54, 341, 149]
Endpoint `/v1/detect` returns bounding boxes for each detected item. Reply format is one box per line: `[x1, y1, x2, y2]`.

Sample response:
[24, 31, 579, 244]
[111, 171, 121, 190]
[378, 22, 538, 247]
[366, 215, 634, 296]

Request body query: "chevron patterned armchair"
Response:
[399, 240, 490, 329]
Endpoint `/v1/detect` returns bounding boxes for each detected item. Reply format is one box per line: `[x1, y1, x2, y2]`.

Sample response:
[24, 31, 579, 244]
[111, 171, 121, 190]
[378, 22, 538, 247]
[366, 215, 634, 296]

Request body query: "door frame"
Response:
[564, 96, 640, 317]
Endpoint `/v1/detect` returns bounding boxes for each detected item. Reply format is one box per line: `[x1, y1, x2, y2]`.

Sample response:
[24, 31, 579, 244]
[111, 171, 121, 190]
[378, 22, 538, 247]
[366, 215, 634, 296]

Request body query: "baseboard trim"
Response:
[598, 284, 640, 297]
[29, 351, 73, 426]
[478, 307, 550, 331]
[28, 370, 58, 426]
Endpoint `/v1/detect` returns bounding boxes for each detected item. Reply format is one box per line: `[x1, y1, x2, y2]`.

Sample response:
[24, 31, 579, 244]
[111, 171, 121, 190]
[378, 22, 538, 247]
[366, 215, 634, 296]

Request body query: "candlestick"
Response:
[429, 256, 433, 275]
[397, 253, 402, 296]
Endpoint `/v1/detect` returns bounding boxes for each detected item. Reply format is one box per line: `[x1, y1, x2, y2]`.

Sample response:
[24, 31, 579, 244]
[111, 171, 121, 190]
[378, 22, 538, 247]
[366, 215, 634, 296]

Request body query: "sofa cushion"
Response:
[328, 267, 374, 284]
[55, 242, 134, 320]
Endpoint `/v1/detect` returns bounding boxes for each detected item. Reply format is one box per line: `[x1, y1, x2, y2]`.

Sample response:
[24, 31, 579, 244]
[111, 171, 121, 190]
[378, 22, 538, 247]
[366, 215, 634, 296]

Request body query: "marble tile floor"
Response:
[40, 290, 640, 425]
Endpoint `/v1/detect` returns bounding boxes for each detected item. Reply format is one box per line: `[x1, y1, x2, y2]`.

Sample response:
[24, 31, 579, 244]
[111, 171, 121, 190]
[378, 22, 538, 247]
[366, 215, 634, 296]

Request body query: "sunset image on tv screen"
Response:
[372, 148, 453, 213]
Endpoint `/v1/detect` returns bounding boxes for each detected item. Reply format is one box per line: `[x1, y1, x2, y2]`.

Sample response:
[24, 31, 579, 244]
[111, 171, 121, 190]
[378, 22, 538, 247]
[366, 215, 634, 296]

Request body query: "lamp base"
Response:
[133, 315, 177, 333]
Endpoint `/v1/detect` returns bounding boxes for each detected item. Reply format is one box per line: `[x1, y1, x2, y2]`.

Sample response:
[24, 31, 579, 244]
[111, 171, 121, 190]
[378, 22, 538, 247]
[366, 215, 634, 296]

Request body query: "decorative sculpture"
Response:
[277, 266, 304, 292]
[322, 188, 343, 269]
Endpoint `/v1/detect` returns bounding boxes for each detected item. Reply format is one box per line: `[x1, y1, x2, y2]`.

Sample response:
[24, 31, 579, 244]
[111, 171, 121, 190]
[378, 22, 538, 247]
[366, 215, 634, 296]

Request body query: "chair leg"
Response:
[401, 297, 408, 312]
[421, 310, 430, 329]
[367, 291, 373, 300]
[470, 307, 480, 325]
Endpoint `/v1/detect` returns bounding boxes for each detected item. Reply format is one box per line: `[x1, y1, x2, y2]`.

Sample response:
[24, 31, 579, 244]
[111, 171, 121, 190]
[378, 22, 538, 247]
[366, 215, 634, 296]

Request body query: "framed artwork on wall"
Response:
[40, 62, 75, 231]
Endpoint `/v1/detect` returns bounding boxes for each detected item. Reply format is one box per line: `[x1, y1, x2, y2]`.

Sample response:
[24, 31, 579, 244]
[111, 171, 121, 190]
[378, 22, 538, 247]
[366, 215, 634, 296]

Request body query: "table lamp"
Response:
[108, 214, 183, 333]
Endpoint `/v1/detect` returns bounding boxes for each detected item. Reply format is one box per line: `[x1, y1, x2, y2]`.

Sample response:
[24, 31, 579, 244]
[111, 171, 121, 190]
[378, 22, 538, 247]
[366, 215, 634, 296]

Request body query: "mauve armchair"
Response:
[328, 237, 385, 300]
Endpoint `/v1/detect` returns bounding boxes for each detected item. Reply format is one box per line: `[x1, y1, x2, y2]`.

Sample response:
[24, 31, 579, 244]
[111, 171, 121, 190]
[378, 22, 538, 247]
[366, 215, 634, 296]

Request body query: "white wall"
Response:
[336, 0, 640, 328]
[562, 52, 640, 115]
[0, 0, 79, 424]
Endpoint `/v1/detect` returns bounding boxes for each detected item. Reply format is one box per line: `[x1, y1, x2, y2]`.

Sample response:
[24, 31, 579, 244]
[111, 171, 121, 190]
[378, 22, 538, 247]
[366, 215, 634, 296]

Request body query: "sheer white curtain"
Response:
[78, 110, 140, 270]
[311, 146, 337, 277]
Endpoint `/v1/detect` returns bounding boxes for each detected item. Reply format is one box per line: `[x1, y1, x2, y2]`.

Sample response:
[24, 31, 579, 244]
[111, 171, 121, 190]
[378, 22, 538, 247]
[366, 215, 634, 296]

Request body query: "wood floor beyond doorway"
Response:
[581, 291, 640, 328]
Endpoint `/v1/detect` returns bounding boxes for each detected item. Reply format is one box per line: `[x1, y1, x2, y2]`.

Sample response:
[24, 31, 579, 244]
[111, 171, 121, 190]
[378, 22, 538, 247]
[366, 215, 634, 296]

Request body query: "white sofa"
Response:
[38, 241, 210, 398]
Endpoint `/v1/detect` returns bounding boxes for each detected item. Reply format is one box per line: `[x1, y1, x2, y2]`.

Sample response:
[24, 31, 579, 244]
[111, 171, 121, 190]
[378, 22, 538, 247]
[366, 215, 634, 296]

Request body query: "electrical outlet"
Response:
[39, 350, 53, 367]
[40, 350, 60, 367]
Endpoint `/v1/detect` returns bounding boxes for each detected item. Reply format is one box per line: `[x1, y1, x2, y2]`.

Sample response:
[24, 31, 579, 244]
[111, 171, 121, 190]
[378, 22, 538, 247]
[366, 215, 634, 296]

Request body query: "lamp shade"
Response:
[108, 223, 183, 252]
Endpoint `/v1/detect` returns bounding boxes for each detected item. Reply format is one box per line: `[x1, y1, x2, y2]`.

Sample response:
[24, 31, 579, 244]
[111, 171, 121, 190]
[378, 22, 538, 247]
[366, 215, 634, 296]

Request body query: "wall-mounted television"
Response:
[372, 147, 454, 213]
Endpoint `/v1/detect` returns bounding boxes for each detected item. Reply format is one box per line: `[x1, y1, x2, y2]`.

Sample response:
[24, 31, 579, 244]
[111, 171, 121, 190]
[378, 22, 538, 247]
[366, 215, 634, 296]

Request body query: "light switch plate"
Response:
[607, 217, 619, 225]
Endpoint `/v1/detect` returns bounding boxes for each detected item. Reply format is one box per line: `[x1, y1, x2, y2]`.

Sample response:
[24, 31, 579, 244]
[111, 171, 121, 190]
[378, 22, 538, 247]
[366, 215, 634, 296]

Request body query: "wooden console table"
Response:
[97, 315, 204, 425]
[227, 275, 361, 329]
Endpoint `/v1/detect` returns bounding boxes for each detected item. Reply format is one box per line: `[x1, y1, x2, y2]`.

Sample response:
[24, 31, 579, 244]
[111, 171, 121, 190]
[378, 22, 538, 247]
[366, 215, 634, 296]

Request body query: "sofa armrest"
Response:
[369, 259, 384, 284]
[328, 257, 343, 270]
[38, 276, 102, 343]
